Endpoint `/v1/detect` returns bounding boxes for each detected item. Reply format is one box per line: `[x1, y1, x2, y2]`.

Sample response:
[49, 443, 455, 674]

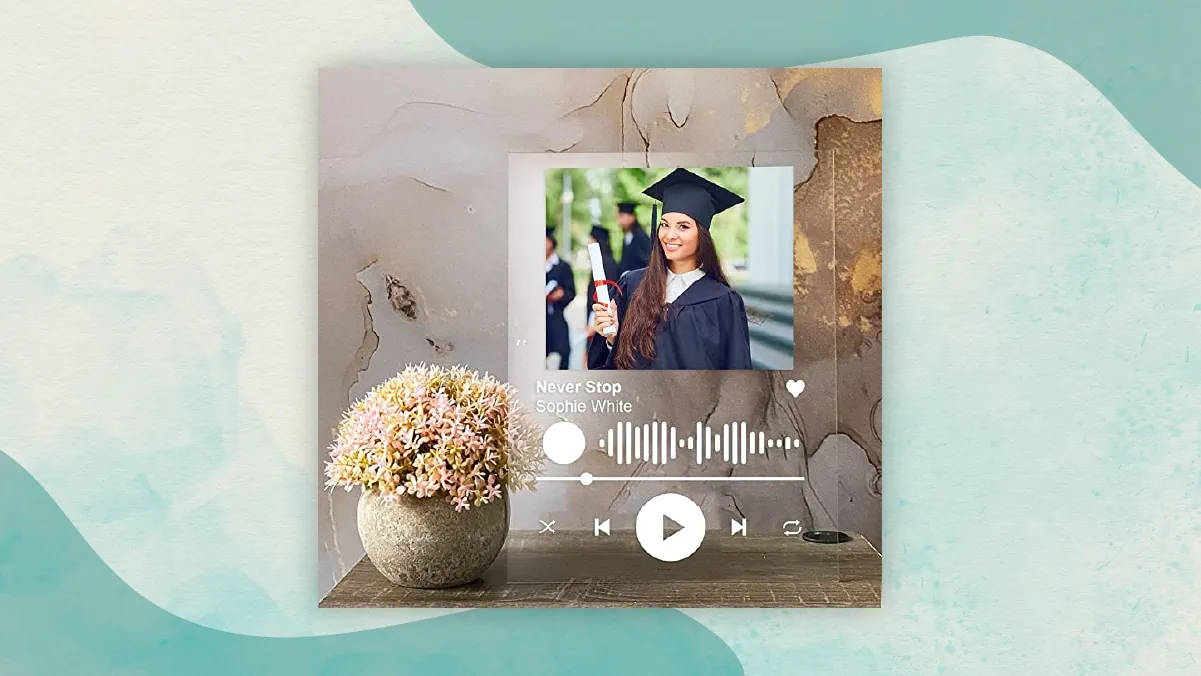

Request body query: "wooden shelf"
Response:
[320, 530, 881, 608]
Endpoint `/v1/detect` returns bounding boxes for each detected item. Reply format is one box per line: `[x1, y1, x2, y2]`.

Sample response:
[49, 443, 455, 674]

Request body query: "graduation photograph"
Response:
[543, 166, 795, 371]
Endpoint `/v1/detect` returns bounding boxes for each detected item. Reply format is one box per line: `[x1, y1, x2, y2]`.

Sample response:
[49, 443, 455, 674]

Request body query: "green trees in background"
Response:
[545, 167, 749, 274]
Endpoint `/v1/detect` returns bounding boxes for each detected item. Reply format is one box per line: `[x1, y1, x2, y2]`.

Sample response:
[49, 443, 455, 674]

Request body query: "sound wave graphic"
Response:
[597, 422, 801, 466]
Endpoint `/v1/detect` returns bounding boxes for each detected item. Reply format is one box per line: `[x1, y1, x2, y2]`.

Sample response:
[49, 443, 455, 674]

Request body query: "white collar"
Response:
[667, 266, 705, 284]
[665, 266, 705, 303]
[545, 253, 560, 271]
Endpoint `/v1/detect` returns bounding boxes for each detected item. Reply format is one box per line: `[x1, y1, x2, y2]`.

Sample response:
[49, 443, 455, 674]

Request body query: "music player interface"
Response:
[504, 147, 881, 600]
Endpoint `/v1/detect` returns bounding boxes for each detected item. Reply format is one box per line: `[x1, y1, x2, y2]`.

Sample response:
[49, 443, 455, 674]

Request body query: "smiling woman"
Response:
[588, 169, 753, 370]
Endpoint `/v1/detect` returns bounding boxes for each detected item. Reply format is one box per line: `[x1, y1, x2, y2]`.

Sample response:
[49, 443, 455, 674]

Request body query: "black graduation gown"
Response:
[618, 226, 652, 278]
[587, 268, 753, 370]
[545, 258, 576, 369]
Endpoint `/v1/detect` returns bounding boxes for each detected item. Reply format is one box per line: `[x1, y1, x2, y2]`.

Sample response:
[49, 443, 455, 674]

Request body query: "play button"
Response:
[662, 515, 684, 539]
[635, 493, 706, 562]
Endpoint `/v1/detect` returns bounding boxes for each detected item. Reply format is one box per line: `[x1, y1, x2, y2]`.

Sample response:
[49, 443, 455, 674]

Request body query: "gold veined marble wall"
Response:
[318, 68, 882, 595]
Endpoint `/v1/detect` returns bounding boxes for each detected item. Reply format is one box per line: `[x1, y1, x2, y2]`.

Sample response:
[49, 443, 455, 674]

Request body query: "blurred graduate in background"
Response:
[545, 229, 576, 370]
[589, 169, 752, 370]
[616, 201, 651, 277]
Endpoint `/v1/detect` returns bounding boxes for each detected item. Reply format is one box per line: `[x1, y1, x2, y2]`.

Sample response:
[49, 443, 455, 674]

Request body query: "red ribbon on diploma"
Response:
[594, 279, 623, 297]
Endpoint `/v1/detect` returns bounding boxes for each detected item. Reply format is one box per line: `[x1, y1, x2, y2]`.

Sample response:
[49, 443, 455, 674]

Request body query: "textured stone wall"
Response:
[318, 68, 882, 595]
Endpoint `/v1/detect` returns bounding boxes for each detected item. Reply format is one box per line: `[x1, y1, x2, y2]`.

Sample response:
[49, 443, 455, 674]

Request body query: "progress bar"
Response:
[536, 473, 806, 486]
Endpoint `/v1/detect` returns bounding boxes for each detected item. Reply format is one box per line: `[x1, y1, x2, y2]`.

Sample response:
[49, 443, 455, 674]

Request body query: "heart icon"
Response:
[786, 379, 805, 398]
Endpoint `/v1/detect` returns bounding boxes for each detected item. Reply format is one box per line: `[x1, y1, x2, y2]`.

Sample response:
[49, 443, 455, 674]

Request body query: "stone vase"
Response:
[357, 489, 509, 588]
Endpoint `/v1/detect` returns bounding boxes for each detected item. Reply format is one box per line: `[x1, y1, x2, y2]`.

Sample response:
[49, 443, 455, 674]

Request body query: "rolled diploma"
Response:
[588, 242, 616, 336]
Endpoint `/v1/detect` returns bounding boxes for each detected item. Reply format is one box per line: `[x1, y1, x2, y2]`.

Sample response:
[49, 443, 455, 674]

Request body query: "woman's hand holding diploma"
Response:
[592, 300, 618, 344]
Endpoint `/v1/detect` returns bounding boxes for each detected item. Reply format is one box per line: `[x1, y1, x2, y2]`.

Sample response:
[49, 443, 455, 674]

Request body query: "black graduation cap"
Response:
[616, 202, 638, 215]
[589, 225, 611, 244]
[642, 168, 744, 229]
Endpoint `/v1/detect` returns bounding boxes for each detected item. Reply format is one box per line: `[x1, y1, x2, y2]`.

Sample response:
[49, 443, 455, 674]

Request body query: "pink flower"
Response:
[483, 449, 499, 469]
[405, 473, 438, 498]
[398, 426, 418, 450]
[484, 476, 502, 502]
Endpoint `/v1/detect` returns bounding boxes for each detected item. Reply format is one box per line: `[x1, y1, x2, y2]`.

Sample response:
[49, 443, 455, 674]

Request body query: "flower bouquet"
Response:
[325, 363, 542, 587]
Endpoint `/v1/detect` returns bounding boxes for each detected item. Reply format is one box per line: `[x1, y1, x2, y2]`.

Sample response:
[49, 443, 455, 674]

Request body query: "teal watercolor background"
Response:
[411, 0, 1201, 189]
[2, 2, 1201, 675]
[0, 449, 740, 675]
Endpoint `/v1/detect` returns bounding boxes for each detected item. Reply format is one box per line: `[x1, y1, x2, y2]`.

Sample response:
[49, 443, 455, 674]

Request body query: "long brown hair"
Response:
[614, 221, 731, 368]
